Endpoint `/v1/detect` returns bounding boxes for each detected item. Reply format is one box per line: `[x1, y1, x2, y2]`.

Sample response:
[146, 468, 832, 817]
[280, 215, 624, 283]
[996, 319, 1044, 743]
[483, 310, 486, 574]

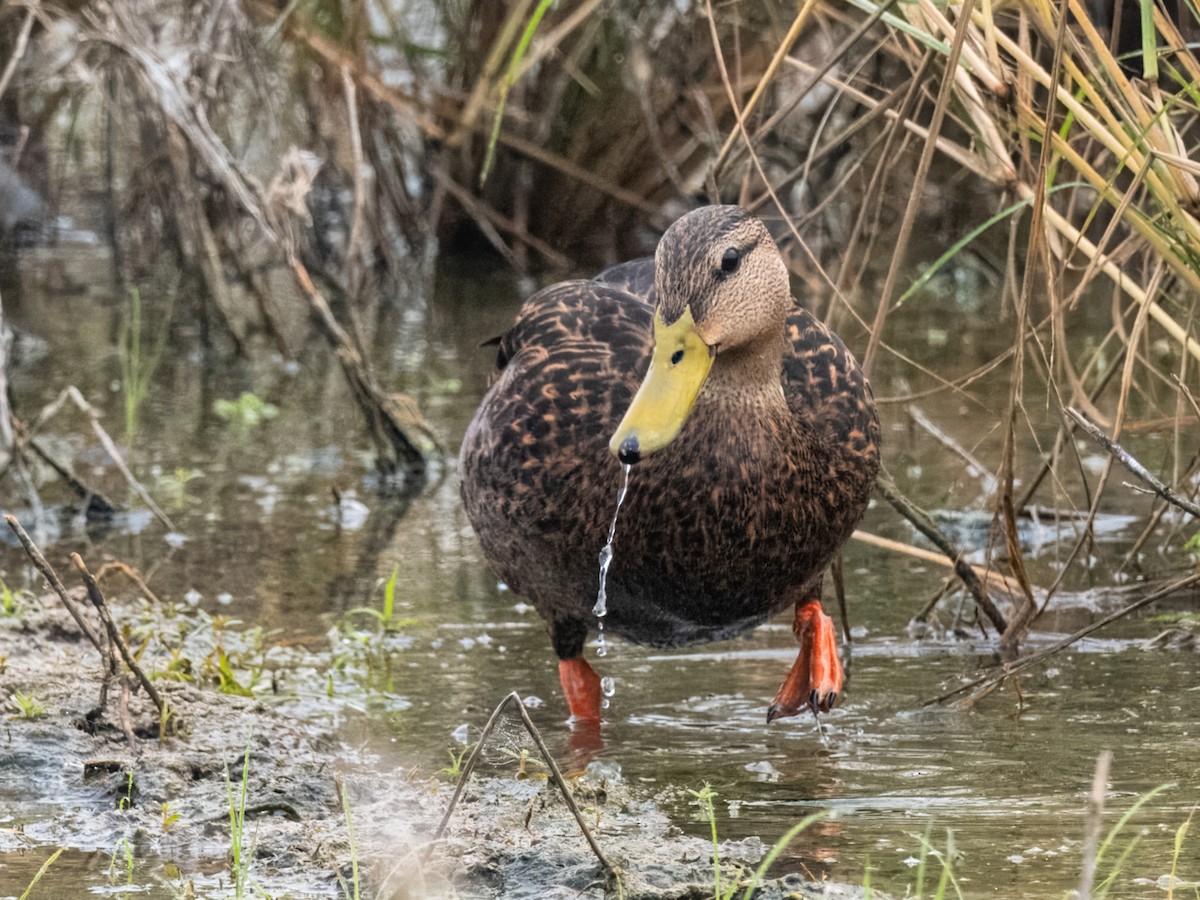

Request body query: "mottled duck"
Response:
[460, 205, 880, 723]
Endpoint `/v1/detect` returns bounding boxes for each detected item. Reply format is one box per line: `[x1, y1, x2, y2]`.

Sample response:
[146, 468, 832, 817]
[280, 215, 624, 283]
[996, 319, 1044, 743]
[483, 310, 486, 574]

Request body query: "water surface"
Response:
[2, 229, 1198, 898]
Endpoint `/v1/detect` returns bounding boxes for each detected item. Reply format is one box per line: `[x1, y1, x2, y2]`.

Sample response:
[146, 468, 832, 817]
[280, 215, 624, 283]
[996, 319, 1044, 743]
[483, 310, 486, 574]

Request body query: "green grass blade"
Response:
[1093, 783, 1172, 875]
[841, 0, 950, 55]
[896, 182, 1088, 308]
[18, 847, 65, 900]
[1166, 810, 1193, 898]
[739, 810, 829, 900]
[383, 563, 398, 625]
[1141, 0, 1158, 81]
[479, 0, 556, 186]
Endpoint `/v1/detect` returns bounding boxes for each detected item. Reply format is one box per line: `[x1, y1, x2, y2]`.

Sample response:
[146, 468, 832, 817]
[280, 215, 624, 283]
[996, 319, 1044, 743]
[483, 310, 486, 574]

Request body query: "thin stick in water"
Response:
[1077, 749, 1112, 900]
[1067, 406, 1200, 521]
[72, 552, 167, 721]
[430, 691, 614, 877]
[5, 515, 103, 652]
[927, 571, 1200, 707]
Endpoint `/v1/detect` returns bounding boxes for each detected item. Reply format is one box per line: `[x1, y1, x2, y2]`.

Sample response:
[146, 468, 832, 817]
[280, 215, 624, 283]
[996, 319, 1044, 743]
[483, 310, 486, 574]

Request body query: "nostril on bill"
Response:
[617, 436, 641, 465]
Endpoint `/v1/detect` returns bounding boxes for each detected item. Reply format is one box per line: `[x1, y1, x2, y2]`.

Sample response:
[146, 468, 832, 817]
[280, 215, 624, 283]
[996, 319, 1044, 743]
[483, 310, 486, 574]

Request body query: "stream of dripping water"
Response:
[593, 463, 632, 665]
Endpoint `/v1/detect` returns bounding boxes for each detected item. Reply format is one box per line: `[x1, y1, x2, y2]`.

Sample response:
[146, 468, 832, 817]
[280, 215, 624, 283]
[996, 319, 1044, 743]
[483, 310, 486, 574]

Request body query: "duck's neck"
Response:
[699, 329, 788, 412]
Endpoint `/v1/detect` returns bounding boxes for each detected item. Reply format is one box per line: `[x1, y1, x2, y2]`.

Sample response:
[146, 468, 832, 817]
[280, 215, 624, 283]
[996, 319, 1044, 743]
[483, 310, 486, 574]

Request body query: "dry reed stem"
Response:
[846, 0, 1200, 378]
[862, 0, 980, 379]
[1016, 182, 1200, 365]
[995, 0, 1072, 659]
[850, 529, 1020, 597]
[430, 691, 615, 877]
[1078, 749, 1112, 900]
[341, 65, 369, 303]
[0, 293, 12, 471]
[711, 0, 820, 180]
[740, 0, 903, 171]
[704, 0, 827, 291]
[781, 55, 996, 181]
[0, 6, 35, 105]
[5, 515, 103, 652]
[72, 552, 166, 722]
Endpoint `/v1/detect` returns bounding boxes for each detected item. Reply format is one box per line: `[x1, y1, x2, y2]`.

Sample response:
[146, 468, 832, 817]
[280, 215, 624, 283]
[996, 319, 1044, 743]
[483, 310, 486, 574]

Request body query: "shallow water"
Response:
[3, 228, 1200, 898]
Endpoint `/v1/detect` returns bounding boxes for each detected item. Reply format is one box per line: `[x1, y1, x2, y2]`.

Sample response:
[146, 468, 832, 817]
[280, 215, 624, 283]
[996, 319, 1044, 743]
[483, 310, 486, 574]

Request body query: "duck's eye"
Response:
[670, 349, 684, 365]
[720, 247, 740, 274]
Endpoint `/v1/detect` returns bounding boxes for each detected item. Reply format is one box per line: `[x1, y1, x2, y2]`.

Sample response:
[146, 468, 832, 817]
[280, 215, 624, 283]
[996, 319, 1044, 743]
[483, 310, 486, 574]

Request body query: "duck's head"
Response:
[610, 205, 790, 465]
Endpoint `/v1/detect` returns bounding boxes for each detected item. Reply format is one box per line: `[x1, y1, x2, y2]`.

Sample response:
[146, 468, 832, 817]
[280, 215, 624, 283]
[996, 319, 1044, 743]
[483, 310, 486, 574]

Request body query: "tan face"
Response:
[611, 206, 793, 464]
[654, 206, 791, 353]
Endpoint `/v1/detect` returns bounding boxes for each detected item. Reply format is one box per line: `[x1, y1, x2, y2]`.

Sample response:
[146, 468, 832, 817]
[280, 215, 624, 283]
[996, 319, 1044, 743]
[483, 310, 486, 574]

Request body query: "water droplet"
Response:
[600, 676, 616, 697]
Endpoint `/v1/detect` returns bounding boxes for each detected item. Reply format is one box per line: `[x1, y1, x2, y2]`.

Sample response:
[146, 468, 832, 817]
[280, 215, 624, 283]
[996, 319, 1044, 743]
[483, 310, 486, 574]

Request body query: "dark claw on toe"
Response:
[809, 690, 837, 716]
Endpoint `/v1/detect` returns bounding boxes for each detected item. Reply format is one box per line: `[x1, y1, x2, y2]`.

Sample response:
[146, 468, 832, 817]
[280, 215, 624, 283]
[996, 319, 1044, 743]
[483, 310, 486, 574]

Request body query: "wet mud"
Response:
[1, 589, 874, 899]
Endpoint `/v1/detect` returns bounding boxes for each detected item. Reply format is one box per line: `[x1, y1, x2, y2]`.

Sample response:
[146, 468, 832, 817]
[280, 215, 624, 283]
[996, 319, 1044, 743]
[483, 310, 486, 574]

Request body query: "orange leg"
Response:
[767, 599, 844, 722]
[558, 656, 602, 722]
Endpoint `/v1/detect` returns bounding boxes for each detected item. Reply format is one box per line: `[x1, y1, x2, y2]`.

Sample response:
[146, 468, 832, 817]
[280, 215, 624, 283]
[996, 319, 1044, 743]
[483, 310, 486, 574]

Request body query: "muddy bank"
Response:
[1, 586, 873, 899]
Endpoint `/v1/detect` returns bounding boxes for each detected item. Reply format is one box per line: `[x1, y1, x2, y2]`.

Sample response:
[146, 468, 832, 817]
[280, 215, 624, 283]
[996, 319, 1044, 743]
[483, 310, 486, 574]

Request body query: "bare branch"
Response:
[72, 552, 166, 721]
[431, 692, 615, 878]
[5, 514, 103, 653]
[1066, 407, 1200, 521]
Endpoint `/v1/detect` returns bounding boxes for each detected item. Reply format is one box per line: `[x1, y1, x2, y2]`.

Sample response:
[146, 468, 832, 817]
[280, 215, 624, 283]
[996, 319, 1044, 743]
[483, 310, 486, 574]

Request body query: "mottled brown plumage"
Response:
[460, 205, 880, 721]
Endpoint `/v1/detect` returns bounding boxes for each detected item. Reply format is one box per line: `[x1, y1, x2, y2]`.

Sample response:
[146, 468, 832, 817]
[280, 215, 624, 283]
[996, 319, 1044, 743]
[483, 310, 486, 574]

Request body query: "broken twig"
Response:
[5, 515, 103, 653]
[288, 253, 427, 479]
[875, 470, 1009, 634]
[72, 552, 166, 720]
[1067, 407, 1200, 520]
[430, 691, 614, 877]
[65, 387, 177, 532]
[1077, 749, 1111, 899]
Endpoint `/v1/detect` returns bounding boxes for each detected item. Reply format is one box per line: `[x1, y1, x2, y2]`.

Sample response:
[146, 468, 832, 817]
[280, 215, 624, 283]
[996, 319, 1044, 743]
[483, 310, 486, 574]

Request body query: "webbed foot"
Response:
[767, 599, 843, 722]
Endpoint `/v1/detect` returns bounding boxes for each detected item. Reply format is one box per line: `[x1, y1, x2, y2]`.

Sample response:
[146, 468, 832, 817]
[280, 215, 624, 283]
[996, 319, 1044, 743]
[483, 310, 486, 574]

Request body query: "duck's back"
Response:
[781, 313, 881, 531]
[460, 271, 655, 605]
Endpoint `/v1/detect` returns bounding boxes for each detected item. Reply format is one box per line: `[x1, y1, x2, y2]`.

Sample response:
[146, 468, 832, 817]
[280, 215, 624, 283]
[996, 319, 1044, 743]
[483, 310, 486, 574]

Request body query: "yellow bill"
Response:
[610, 306, 715, 462]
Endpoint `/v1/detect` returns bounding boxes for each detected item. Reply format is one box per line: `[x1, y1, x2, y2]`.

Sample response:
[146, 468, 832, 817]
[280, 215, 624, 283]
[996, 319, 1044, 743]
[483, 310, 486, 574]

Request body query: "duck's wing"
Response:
[594, 257, 656, 305]
[781, 308, 881, 466]
[488, 275, 654, 385]
[461, 275, 654, 619]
